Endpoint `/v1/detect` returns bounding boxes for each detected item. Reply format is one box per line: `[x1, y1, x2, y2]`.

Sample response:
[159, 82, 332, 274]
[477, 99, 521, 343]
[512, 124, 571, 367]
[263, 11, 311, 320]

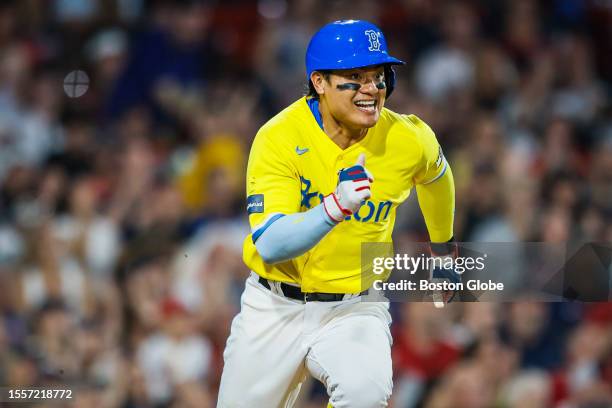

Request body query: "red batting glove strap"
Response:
[323, 193, 348, 223]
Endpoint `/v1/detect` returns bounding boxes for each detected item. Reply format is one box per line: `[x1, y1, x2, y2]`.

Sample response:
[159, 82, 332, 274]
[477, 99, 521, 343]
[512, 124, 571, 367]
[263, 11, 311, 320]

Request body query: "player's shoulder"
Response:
[256, 98, 309, 145]
[401, 113, 435, 137]
[381, 109, 434, 135]
[380, 109, 438, 150]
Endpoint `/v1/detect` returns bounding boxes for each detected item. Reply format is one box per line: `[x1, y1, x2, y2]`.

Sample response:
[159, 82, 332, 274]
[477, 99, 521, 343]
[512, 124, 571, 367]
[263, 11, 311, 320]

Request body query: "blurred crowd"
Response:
[0, 0, 610, 407]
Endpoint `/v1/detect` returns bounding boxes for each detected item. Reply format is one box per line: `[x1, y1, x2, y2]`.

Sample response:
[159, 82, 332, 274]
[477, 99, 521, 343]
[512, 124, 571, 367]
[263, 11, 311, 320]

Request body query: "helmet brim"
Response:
[307, 54, 405, 76]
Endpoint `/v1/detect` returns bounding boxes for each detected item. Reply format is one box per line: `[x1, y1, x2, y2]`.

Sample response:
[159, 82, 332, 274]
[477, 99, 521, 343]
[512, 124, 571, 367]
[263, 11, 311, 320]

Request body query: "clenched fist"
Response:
[323, 154, 374, 223]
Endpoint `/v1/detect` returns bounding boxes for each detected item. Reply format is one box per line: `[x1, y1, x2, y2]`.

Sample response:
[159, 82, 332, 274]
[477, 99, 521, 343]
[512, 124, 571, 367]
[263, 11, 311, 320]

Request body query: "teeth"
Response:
[355, 100, 376, 112]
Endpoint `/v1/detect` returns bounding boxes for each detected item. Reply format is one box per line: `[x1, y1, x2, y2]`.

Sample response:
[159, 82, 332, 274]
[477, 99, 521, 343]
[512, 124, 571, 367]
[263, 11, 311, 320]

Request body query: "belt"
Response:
[257, 276, 366, 302]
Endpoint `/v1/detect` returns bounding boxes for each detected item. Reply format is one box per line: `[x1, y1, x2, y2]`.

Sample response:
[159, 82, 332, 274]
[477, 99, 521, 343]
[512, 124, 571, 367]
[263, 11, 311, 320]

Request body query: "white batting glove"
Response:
[323, 154, 374, 223]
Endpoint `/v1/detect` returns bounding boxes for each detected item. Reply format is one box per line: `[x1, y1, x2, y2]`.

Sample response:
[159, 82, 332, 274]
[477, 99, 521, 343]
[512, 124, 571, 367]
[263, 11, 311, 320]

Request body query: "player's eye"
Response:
[349, 73, 361, 81]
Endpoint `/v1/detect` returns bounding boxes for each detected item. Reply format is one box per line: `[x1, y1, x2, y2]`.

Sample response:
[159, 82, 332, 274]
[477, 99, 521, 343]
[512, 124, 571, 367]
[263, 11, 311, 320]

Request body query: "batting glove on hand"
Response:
[429, 241, 461, 308]
[323, 154, 374, 223]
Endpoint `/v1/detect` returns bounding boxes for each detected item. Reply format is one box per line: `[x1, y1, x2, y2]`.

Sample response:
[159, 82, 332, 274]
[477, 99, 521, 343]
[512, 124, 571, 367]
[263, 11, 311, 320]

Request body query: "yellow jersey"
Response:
[243, 97, 450, 293]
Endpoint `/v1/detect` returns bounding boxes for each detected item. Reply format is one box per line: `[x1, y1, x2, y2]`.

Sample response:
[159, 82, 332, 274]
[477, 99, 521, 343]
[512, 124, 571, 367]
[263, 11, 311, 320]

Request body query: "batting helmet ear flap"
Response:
[384, 65, 397, 99]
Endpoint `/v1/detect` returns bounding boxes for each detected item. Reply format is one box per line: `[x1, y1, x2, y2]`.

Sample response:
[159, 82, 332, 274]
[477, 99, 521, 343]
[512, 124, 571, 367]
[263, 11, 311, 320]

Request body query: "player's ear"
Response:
[310, 71, 327, 96]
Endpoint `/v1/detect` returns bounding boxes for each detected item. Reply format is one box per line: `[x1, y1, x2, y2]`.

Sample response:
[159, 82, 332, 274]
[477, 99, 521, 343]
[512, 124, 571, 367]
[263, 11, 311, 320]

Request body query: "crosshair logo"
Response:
[63, 70, 89, 98]
[365, 30, 381, 52]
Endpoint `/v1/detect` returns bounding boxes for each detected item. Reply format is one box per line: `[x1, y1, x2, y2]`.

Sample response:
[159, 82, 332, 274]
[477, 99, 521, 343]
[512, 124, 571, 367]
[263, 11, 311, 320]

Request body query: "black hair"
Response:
[305, 71, 331, 99]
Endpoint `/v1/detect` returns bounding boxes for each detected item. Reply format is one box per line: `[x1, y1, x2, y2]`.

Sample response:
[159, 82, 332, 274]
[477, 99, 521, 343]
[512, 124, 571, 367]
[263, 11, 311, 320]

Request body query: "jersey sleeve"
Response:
[405, 114, 455, 242]
[246, 126, 301, 235]
[415, 166, 455, 242]
[406, 114, 448, 185]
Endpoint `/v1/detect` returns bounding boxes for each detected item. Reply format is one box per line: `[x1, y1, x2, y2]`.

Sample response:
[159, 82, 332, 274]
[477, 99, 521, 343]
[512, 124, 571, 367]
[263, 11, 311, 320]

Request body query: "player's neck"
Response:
[318, 102, 367, 150]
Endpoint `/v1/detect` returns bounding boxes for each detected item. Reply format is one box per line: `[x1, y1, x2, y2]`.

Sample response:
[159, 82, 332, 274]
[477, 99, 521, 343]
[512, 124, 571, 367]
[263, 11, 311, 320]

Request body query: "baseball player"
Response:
[217, 20, 457, 408]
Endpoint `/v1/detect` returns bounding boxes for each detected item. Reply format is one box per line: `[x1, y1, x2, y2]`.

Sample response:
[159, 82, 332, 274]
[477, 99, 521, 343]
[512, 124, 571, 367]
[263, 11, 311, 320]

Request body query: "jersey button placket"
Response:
[336, 154, 344, 169]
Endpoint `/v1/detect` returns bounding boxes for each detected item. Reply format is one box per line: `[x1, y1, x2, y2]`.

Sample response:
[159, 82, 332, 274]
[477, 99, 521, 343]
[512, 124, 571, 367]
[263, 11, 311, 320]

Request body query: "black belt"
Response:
[257, 276, 366, 302]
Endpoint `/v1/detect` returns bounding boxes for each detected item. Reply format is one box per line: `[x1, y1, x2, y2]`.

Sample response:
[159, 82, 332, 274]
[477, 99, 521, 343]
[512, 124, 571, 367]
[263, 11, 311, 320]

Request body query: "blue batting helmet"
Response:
[306, 20, 405, 97]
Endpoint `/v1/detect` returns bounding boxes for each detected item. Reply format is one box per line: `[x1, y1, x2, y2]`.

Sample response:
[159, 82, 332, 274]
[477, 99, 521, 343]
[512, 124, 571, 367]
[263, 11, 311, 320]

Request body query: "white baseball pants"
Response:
[217, 273, 393, 408]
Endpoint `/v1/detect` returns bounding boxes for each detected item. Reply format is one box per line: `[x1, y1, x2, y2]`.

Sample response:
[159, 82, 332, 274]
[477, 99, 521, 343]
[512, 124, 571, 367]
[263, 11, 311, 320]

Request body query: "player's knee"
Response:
[330, 377, 391, 408]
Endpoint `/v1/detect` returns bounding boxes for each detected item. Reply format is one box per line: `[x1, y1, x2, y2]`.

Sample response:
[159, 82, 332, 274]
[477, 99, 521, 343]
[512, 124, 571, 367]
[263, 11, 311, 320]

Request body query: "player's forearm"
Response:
[415, 164, 455, 243]
[254, 204, 336, 264]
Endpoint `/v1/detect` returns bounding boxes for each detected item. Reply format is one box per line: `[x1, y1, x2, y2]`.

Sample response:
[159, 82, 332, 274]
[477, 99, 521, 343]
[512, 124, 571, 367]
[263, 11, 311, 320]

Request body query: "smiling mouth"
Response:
[354, 100, 377, 113]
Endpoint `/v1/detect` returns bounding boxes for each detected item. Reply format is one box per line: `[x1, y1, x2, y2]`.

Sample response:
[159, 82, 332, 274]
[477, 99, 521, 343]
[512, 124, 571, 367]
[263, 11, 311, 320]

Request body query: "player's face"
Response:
[324, 66, 386, 129]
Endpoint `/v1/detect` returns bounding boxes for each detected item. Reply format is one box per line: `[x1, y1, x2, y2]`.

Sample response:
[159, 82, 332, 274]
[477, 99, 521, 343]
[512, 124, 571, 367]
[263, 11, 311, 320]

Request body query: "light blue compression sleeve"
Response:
[253, 204, 336, 264]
